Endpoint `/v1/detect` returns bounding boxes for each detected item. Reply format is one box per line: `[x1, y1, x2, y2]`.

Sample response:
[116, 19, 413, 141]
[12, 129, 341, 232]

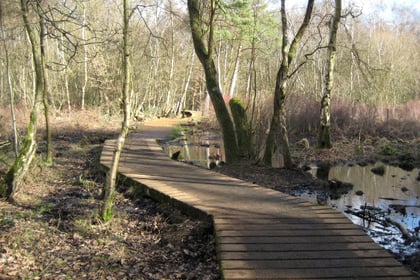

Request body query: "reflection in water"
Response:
[305, 163, 420, 256]
[162, 131, 224, 169]
[319, 163, 420, 232]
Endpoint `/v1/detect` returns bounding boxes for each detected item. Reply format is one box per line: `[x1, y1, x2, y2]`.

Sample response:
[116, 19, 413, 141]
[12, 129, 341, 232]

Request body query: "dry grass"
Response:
[255, 95, 420, 141]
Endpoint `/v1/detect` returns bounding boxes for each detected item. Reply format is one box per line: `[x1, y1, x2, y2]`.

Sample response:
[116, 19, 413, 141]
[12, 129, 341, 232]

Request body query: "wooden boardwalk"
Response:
[100, 119, 418, 279]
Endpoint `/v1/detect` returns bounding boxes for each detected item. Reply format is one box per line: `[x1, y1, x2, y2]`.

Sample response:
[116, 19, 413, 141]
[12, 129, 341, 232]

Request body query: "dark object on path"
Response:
[171, 151, 181, 160]
[355, 190, 364, 196]
[209, 162, 217, 169]
[371, 165, 386, 176]
[181, 110, 193, 118]
[316, 163, 331, 180]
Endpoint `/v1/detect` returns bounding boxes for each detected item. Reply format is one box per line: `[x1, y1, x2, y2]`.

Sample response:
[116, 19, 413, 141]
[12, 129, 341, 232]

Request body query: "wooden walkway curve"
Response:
[100, 119, 418, 280]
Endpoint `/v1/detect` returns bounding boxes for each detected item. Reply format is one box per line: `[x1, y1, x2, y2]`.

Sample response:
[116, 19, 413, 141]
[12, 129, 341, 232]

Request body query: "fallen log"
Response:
[385, 217, 417, 243]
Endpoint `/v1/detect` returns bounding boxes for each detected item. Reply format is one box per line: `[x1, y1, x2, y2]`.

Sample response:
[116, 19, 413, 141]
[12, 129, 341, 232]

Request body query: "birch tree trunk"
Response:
[81, 6, 87, 110]
[101, 0, 131, 221]
[176, 49, 195, 116]
[4, 0, 44, 201]
[228, 43, 242, 98]
[40, 13, 53, 164]
[263, 0, 314, 168]
[0, 10, 18, 157]
[318, 0, 341, 149]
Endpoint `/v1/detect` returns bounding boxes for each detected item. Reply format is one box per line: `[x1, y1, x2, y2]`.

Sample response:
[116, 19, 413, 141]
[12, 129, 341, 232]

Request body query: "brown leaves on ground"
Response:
[0, 112, 220, 280]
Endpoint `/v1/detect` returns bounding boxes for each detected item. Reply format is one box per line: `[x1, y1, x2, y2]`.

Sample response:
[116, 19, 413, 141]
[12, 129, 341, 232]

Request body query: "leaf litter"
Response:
[0, 121, 220, 280]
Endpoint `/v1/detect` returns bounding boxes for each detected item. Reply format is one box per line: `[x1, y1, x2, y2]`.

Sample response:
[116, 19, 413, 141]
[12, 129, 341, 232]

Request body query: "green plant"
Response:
[379, 144, 396, 156]
[169, 125, 187, 140]
[0, 210, 15, 229]
[354, 145, 364, 155]
[75, 174, 96, 191]
[34, 202, 54, 217]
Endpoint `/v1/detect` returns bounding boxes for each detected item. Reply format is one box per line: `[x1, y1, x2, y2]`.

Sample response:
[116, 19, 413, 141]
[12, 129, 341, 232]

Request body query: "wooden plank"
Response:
[219, 242, 382, 252]
[215, 222, 359, 230]
[222, 267, 416, 279]
[218, 235, 374, 244]
[221, 257, 402, 269]
[216, 229, 366, 237]
[219, 249, 393, 260]
[214, 217, 351, 224]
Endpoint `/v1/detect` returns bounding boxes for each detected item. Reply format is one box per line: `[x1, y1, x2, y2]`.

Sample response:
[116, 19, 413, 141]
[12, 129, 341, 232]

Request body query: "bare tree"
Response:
[318, 0, 341, 148]
[101, 0, 132, 221]
[0, 2, 19, 158]
[187, 0, 239, 163]
[263, 0, 314, 168]
[4, 0, 45, 201]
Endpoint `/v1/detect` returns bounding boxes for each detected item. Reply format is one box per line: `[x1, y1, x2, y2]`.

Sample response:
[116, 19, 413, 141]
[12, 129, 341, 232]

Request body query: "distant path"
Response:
[100, 118, 417, 279]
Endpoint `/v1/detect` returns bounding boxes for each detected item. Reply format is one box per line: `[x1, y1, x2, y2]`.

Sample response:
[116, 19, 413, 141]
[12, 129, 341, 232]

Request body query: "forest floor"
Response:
[0, 112, 418, 278]
[0, 112, 220, 280]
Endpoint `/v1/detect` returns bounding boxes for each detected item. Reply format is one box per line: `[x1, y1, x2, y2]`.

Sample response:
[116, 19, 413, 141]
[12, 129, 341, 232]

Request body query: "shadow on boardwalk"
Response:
[101, 119, 418, 280]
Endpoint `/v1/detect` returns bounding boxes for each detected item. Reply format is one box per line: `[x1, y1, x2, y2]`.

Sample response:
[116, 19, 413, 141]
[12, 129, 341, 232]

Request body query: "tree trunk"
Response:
[4, 0, 44, 201]
[81, 6, 87, 110]
[176, 49, 195, 115]
[263, 0, 314, 168]
[101, 0, 131, 221]
[0, 11, 19, 157]
[228, 43, 242, 98]
[264, 67, 292, 167]
[229, 97, 251, 158]
[40, 13, 53, 164]
[188, 0, 239, 163]
[318, 0, 341, 149]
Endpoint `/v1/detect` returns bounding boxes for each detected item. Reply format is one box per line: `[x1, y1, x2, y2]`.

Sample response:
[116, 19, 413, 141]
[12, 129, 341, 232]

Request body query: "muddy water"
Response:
[301, 163, 420, 256]
[304, 164, 420, 227]
[162, 131, 225, 169]
[327, 164, 419, 231]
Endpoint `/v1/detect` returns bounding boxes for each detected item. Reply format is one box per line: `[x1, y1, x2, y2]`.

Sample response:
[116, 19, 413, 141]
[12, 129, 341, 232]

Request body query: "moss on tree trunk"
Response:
[229, 98, 251, 158]
[4, 106, 39, 201]
[2, 0, 44, 201]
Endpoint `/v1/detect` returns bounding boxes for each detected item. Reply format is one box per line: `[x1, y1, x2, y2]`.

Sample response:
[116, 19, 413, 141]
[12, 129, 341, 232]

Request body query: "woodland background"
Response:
[0, 0, 418, 137]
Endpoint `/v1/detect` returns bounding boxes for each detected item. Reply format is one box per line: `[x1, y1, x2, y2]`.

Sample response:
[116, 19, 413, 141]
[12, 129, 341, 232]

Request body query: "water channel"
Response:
[162, 130, 420, 258]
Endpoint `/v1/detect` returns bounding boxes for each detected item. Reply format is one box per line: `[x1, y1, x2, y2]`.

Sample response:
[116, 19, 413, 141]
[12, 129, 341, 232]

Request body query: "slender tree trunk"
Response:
[263, 0, 314, 168]
[228, 43, 242, 98]
[164, 2, 176, 116]
[318, 0, 341, 148]
[0, 12, 18, 157]
[176, 49, 195, 115]
[101, 0, 131, 221]
[39, 13, 53, 164]
[59, 27, 71, 112]
[4, 0, 44, 201]
[81, 6, 87, 110]
[188, 0, 239, 163]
